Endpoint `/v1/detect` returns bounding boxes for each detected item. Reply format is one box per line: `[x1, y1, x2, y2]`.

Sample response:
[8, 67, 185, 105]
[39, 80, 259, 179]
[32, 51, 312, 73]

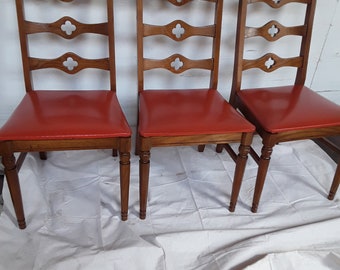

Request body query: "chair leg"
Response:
[119, 150, 130, 221]
[2, 153, 26, 229]
[328, 161, 340, 200]
[39, 152, 47, 160]
[139, 148, 150, 219]
[0, 174, 4, 197]
[229, 133, 252, 212]
[216, 144, 223, 153]
[251, 143, 274, 213]
[135, 133, 141, 156]
[112, 149, 118, 157]
[198, 145, 205, 152]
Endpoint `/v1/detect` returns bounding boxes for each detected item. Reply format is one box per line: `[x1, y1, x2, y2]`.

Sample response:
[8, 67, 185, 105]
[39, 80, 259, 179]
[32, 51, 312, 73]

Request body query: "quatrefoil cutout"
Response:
[176, 0, 183, 3]
[268, 25, 279, 37]
[61, 20, 76, 36]
[272, 0, 281, 4]
[171, 57, 184, 71]
[172, 23, 185, 39]
[265, 57, 275, 69]
[63, 57, 78, 71]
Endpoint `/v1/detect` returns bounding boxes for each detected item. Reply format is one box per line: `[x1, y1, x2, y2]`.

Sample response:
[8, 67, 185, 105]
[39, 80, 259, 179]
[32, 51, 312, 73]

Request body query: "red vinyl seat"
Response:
[139, 89, 254, 137]
[238, 85, 340, 133]
[0, 91, 131, 140]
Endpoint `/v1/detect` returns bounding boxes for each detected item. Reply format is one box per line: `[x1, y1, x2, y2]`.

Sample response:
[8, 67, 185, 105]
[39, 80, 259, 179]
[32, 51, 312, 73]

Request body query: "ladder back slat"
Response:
[245, 21, 307, 41]
[144, 54, 214, 74]
[144, 21, 215, 41]
[25, 18, 108, 39]
[29, 53, 110, 74]
[242, 53, 303, 72]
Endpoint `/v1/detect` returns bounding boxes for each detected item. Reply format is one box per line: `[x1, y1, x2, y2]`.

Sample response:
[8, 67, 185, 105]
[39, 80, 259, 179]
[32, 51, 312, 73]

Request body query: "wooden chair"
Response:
[0, 0, 131, 229]
[226, 0, 340, 212]
[136, 0, 255, 219]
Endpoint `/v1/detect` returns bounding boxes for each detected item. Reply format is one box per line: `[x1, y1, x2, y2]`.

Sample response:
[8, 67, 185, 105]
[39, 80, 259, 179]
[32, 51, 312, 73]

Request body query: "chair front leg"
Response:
[328, 161, 340, 200]
[2, 153, 26, 229]
[251, 142, 274, 213]
[119, 150, 130, 221]
[119, 138, 131, 221]
[229, 133, 252, 212]
[139, 147, 150, 220]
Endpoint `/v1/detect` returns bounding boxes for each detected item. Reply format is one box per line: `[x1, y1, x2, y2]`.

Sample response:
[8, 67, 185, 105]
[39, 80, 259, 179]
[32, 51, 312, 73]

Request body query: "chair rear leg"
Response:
[0, 174, 4, 205]
[328, 161, 340, 200]
[198, 145, 205, 152]
[135, 133, 141, 156]
[2, 153, 26, 229]
[139, 148, 150, 219]
[251, 143, 274, 213]
[229, 133, 252, 212]
[112, 149, 118, 157]
[39, 152, 47, 160]
[119, 150, 130, 221]
[0, 174, 4, 197]
[216, 144, 223, 153]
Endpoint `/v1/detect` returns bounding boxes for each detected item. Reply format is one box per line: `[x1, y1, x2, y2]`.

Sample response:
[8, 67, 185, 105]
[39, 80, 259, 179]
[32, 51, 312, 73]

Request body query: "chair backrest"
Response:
[16, 0, 116, 92]
[230, 0, 316, 102]
[136, 0, 223, 92]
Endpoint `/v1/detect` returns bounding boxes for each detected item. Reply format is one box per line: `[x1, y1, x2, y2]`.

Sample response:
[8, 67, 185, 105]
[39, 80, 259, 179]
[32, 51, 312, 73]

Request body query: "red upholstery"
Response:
[0, 90, 131, 140]
[139, 89, 255, 137]
[238, 85, 340, 133]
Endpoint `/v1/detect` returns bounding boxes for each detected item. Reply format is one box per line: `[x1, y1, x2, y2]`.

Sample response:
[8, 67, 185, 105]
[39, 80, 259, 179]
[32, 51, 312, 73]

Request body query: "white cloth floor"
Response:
[0, 135, 339, 270]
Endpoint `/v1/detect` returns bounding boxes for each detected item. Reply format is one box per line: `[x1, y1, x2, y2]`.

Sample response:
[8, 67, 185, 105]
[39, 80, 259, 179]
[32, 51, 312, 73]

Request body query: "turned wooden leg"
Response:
[328, 162, 340, 200]
[216, 144, 223, 153]
[119, 151, 130, 221]
[2, 153, 26, 229]
[198, 145, 205, 152]
[139, 149, 150, 219]
[229, 133, 252, 212]
[251, 143, 274, 213]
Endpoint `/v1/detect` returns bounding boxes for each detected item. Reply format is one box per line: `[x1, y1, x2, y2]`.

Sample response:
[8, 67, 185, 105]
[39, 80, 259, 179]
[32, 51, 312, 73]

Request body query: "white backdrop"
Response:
[1, 1, 340, 269]
[0, 0, 339, 127]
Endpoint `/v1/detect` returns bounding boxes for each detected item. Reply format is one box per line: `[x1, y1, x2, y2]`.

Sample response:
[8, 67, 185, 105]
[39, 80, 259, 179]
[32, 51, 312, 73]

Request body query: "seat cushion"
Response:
[238, 85, 340, 133]
[138, 89, 254, 137]
[0, 90, 131, 140]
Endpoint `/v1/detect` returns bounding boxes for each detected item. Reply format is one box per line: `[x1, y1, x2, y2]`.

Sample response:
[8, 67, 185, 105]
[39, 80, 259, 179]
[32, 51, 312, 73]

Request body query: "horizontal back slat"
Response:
[167, 0, 216, 6]
[25, 17, 108, 39]
[245, 21, 307, 41]
[248, 0, 311, 8]
[144, 54, 213, 74]
[243, 53, 303, 72]
[144, 21, 215, 41]
[29, 53, 110, 74]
